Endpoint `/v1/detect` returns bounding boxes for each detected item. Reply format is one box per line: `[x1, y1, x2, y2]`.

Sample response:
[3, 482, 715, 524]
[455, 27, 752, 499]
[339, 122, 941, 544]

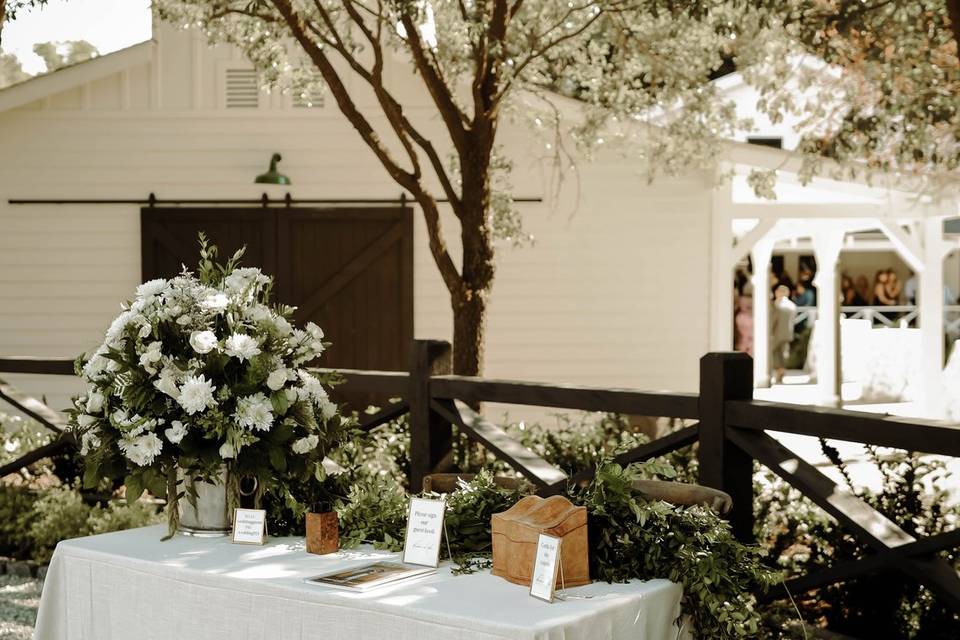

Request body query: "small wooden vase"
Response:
[305, 511, 339, 555]
[491, 495, 590, 588]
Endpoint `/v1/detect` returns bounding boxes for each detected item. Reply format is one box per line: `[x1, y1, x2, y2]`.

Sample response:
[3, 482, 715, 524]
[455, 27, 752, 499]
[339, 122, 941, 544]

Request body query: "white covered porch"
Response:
[710, 142, 960, 419]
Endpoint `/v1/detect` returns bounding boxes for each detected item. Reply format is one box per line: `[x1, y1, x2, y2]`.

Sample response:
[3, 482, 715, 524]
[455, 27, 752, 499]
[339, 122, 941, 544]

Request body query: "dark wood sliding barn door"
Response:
[141, 206, 413, 377]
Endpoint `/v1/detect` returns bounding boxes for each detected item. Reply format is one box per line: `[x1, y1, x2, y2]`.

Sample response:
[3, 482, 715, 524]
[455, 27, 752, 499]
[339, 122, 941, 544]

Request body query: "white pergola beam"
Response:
[731, 219, 777, 264]
[876, 220, 925, 274]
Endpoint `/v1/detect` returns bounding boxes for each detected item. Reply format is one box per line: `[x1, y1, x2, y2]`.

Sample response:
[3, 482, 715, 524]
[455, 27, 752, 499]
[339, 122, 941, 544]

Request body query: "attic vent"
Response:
[293, 85, 323, 109]
[225, 68, 260, 109]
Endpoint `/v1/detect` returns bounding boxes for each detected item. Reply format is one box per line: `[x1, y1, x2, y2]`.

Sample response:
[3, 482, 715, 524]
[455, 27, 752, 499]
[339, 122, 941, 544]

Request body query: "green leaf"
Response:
[124, 474, 145, 505]
[270, 390, 291, 416]
[82, 463, 101, 489]
[268, 446, 287, 472]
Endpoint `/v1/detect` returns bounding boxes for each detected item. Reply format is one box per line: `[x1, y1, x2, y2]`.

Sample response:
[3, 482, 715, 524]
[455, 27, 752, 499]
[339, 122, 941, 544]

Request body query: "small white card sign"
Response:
[402, 497, 445, 567]
[529, 533, 562, 602]
[232, 508, 267, 545]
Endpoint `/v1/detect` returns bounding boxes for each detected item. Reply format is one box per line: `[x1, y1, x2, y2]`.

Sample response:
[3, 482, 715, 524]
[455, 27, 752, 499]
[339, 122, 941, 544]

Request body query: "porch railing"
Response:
[1, 343, 958, 611]
[793, 304, 960, 332]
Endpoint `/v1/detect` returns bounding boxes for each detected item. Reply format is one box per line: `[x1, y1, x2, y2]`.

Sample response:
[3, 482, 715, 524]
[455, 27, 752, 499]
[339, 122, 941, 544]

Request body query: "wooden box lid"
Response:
[491, 495, 587, 541]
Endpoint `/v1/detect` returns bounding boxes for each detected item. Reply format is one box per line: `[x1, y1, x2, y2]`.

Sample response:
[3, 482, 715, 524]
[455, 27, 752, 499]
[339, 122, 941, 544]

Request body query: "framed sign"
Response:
[529, 533, 562, 603]
[402, 497, 445, 567]
[232, 508, 267, 545]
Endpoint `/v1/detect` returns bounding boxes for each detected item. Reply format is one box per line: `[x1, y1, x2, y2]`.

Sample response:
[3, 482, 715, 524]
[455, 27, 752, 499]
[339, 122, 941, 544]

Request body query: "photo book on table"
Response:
[304, 561, 436, 592]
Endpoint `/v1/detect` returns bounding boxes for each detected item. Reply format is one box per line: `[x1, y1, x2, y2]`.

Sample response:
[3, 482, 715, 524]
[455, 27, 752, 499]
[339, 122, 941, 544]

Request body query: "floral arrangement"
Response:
[69, 238, 352, 534]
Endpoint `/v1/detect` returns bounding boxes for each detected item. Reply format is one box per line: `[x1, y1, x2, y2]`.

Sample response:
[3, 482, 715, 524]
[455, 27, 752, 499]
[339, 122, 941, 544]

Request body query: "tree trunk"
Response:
[453, 128, 495, 377]
[452, 290, 486, 376]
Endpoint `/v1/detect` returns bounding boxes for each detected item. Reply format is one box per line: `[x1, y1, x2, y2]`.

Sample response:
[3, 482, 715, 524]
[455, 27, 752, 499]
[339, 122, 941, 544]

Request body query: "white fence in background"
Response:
[795, 305, 960, 335]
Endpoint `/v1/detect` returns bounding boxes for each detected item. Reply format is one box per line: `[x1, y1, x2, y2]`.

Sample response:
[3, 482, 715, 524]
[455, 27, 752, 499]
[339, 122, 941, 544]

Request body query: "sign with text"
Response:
[402, 497, 445, 567]
[232, 508, 267, 545]
[529, 533, 562, 602]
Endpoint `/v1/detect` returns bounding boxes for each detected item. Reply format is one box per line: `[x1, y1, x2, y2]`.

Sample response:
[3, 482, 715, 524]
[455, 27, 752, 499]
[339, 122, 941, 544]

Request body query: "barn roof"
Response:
[0, 40, 153, 113]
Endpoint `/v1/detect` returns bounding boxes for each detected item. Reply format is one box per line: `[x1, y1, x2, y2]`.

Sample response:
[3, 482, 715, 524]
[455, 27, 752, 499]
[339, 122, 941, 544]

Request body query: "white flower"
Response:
[176, 315, 193, 326]
[118, 432, 163, 467]
[104, 310, 135, 346]
[178, 375, 217, 415]
[319, 398, 337, 421]
[138, 341, 164, 374]
[245, 304, 272, 323]
[153, 366, 181, 399]
[234, 392, 273, 432]
[79, 428, 101, 456]
[136, 279, 168, 300]
[305, 322, 324, 342]
[82, 350, 110, 381]
[291, 434, 319, 454]
[189, 330, 218, 354]
[266, 368, 288, 391]
[200, 292, 230, 313]
[274, 316, 293, 336]
[224, 334, 261, 361]
[224, 267, 269, 295]
[219, 441, 236, 459]
[297, 371, 328, 404]
[85, 391, 106, 414]
[164, 420, 188, 444]
[76, 414, 97, 429]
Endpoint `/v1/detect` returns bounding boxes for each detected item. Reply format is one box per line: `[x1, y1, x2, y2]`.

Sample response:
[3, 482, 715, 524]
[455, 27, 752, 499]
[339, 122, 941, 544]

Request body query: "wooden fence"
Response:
[1, 340, 959, 610]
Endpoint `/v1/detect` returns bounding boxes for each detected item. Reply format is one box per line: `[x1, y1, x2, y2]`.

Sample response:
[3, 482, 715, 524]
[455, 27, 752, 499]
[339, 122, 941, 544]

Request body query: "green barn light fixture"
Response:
[254, 152, 291, 185]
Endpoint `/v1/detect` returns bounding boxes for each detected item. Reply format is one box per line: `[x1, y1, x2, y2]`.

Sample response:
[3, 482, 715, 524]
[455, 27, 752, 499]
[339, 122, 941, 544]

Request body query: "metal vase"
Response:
[177, 466, 231, 536]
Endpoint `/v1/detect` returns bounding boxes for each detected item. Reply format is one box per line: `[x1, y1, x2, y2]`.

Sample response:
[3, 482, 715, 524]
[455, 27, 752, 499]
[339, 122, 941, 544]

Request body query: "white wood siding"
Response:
[0, 23, 713, 414]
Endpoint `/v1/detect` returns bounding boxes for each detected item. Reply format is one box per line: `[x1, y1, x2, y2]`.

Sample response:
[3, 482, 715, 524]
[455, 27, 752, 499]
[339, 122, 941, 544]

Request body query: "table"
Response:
[34, 525, 683, 640]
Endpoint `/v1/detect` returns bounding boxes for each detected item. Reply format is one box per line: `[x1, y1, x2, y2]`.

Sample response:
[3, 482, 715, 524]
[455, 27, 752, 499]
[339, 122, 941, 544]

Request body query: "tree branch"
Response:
[399, 11, 470, 152]
[311, 1, 463, 213]
[268, 0, 463, 295]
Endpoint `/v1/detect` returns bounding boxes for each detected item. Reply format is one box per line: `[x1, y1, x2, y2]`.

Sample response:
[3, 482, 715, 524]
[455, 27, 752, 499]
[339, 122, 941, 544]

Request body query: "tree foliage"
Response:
[32, 39, 98, 72]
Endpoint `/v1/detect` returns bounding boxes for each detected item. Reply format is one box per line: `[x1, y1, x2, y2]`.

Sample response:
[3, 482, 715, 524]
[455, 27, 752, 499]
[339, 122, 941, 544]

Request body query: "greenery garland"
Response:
[333, 464, 777, 639]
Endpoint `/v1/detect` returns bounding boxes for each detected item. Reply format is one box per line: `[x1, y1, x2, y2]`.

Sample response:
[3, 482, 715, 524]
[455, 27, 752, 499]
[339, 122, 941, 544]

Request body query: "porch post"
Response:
[919, 217, 948, 418]
[709, 174, 734, 351]
[812, 230, 845, 406]
[751, 239, 775, 387]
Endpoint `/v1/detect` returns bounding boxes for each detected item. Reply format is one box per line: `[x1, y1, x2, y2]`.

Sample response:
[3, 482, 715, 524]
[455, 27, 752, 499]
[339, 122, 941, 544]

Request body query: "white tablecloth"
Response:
[34, 525, 683, 640]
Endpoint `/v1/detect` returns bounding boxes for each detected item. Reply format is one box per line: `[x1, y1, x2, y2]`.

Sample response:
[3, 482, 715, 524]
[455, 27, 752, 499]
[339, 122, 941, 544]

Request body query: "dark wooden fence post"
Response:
[698, 352, 754, 542]
[408, 339, 452, 492]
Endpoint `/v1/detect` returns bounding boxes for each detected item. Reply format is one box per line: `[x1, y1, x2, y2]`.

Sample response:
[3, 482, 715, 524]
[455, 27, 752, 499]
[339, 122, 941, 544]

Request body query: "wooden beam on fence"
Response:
[728, 427, 960, 612]
[767, 529, 960, 601]
[698, 352, 754, 542]
[356, 402, 409, 432]
[0, 357, 75, 376]
[0, 376, 68, 434]
[0, 435, 74, 478]
[725, 400, 960, 457]
[553, 424, 701, 492]
[408, 341, 453, 492]
[312, 368, 410, 397]
[431, 399, 568, 489]
[430, 376, 700, 419]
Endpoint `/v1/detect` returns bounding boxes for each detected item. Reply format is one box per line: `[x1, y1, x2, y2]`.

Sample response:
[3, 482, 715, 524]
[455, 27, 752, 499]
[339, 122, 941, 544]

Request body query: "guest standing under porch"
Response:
[770, 285, 796, 384]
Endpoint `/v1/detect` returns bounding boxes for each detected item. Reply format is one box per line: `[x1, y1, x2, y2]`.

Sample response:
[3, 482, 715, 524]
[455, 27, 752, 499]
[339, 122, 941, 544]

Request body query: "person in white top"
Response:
[770, 285, 797, 385]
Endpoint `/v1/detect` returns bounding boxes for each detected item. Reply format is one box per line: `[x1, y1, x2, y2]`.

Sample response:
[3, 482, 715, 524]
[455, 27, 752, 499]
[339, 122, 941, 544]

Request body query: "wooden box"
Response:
[491, 495, 590, 588]
[305, 511, 339, 555]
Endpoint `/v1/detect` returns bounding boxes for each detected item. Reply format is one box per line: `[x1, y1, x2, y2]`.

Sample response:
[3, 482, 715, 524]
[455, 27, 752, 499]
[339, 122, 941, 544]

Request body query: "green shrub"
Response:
[27, 488, 94, 563]
[26, 487, 161, 564]
[0, 485, 41, 558]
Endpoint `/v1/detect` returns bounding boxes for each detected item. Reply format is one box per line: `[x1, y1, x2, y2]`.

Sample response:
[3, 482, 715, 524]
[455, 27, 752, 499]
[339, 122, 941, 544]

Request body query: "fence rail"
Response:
[0, 343, 958, 611]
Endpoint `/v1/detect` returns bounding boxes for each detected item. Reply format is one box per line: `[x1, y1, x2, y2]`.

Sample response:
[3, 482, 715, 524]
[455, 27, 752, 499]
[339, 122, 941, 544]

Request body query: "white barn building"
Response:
[1, 21, 958, 419]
